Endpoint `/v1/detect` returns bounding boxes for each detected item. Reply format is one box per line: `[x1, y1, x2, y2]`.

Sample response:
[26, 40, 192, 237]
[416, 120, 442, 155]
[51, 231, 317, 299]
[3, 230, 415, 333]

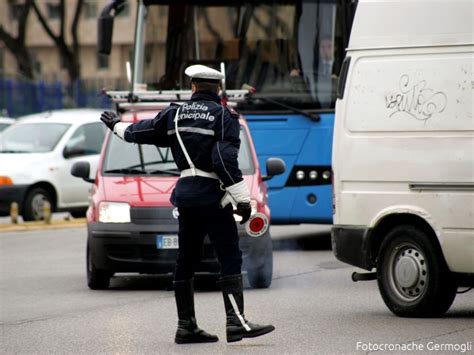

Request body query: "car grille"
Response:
[130, 207, 178, 225]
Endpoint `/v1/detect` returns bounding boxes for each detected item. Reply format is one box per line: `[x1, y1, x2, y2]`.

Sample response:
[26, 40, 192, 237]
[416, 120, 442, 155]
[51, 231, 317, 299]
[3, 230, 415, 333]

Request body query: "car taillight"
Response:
[245, 212, 269, 238]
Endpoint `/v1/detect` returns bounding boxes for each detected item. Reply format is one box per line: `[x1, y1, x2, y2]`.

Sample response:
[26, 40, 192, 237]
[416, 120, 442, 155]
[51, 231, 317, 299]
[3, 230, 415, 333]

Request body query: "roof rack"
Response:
[116, 101, 238, 113]
[106, 89, 250, 103]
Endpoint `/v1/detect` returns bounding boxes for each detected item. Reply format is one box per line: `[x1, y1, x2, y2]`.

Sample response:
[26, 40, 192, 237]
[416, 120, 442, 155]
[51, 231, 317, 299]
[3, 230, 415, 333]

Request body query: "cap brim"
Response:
[191, 78, 221, 83]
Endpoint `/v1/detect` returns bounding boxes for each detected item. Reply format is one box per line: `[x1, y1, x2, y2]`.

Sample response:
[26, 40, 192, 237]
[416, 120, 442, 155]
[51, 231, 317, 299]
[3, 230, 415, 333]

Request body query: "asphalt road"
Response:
[1, 225, 473, 354]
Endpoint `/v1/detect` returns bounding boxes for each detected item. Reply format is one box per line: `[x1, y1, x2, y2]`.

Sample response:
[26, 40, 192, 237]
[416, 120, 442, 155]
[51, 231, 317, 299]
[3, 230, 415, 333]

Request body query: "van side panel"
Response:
[348, 0, 472, 49]
[334, 46, 474, 273]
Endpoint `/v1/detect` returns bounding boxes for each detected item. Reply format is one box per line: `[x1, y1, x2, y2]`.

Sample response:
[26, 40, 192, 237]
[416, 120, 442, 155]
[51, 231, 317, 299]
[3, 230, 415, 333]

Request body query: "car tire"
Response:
[247, 238, 273, 289]
[87, 243, 112, 290]
[23, 187, 53, 221]
[376, 225, 457, 317]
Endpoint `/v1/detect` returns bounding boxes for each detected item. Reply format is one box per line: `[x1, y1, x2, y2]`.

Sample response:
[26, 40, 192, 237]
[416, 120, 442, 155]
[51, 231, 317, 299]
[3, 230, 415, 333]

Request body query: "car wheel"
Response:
[247, 238, 273, 289]
[87, 243, 112, 290]
[23, 187, 53, 221]
[377, 225, 457, 317]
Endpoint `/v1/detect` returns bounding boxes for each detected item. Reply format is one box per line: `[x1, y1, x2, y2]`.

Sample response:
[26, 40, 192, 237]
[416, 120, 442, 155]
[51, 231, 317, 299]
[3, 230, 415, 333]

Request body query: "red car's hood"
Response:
[101, 175, 254, 207]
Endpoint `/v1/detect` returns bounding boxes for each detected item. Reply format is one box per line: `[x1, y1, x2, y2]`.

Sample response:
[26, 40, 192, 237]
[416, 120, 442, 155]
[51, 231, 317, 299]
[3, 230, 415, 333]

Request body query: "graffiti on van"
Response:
[385, 74, 447, 121]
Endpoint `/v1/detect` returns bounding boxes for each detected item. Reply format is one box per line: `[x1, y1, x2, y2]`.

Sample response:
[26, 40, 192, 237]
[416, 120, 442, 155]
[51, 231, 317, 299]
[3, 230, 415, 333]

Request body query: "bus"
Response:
[98, 0, 356, 224]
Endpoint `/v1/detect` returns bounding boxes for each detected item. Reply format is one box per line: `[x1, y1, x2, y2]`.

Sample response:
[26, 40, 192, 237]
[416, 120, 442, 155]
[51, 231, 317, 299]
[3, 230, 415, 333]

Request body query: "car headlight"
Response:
[99, 202, 131, 223]
[233, 199, 258, 222]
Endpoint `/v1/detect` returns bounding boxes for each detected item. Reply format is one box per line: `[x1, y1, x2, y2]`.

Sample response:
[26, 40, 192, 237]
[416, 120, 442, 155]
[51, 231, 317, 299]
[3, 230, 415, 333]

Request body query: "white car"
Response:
[0, 117, 15, 132]
[0, 109, 106, 221]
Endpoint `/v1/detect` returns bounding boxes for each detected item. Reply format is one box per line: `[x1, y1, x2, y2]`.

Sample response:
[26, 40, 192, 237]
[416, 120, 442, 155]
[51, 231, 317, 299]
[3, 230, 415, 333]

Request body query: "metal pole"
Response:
[193, 7, 200, 60]
[43, 201, 52, 224]
[10, 202, 18, 224]
[133, 0, 146, 88]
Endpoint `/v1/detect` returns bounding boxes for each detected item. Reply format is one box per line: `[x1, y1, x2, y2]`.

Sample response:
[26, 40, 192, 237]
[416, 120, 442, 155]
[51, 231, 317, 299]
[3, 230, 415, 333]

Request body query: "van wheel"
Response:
[377, 225, 457, 317]
[87, 244, 112, 290]
[23, 187, 53, 221]
[247, 241, 273, 289]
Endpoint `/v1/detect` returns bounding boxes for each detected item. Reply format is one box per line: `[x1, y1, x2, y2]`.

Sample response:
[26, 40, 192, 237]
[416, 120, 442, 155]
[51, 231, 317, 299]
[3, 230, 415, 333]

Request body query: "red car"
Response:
[72, 109, 285, 289]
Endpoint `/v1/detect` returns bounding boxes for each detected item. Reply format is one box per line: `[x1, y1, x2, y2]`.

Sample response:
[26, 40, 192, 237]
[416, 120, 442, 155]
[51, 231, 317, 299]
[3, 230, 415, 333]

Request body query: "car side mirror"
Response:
[262, 158, 286, 181]
[71, 161, 94, 183]
[98, 14, 114, 55]
[97, 0, 126, 55]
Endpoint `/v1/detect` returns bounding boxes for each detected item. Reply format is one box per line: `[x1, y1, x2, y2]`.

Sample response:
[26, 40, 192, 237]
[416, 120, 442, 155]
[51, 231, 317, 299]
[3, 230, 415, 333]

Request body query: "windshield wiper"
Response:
[245, 93, 320, 122]
[126, 161, 180, 176]
[128, 160, 175, 169]
[149, 168, 180, 176]
[104, 167, 180, 176]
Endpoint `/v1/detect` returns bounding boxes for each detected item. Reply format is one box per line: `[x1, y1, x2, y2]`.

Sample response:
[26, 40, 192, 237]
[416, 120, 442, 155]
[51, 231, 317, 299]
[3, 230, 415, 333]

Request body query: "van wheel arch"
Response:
[370, 214, 444, 266]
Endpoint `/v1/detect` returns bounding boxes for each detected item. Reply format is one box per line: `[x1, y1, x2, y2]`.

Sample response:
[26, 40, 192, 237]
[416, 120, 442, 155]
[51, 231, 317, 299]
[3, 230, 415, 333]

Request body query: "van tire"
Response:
[87, 244, 112, 290]
[23, 187, 53, 221]
[247, 243, 273, 289]
[377, 225, 457, 317]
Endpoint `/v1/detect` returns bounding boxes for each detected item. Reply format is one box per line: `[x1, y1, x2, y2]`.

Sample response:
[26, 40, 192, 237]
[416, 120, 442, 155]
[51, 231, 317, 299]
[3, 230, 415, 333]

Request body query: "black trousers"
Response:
[174, 204, 242, 281]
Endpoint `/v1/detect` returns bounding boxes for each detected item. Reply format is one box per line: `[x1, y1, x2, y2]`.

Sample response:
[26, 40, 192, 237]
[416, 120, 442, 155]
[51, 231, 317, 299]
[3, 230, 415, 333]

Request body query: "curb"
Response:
[0, 218, 87, 232]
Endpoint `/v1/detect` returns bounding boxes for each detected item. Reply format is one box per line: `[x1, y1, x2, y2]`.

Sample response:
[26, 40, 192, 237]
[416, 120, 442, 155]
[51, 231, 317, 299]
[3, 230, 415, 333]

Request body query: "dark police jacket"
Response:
[121, 91, 243, 207]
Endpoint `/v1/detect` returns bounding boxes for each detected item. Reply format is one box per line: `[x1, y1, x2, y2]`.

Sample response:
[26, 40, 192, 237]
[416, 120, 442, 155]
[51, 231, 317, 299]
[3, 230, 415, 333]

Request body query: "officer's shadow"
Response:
[272, 229, 332, 251]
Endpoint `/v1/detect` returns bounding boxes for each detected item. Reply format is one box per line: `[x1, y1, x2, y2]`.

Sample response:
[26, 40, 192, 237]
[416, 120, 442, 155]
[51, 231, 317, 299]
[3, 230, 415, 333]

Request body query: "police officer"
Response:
[100, 65, 275, 344]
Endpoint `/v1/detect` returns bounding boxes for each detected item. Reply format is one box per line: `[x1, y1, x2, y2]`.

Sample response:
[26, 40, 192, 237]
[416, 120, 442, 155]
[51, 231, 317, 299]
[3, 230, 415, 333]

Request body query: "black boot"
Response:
[174, 278, 219, 344]
[218, 274, 275, 343]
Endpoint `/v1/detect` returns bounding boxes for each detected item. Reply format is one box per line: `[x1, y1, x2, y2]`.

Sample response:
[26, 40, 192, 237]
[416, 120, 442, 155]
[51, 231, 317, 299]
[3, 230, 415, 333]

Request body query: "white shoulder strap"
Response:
[174, 107, 197, 176]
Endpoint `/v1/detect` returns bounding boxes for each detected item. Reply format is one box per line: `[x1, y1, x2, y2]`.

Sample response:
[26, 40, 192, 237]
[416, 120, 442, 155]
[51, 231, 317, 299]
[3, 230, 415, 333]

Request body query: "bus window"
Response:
[142, 1, 346, 110]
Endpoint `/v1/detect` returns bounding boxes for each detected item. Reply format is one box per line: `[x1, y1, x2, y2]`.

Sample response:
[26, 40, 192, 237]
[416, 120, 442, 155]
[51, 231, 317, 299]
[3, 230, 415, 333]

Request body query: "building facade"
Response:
[0, 0, 136, 85]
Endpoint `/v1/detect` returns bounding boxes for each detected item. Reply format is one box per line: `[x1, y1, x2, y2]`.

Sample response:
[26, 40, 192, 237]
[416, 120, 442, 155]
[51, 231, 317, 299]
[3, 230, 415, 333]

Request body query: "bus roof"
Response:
[349, 0, 473, 50]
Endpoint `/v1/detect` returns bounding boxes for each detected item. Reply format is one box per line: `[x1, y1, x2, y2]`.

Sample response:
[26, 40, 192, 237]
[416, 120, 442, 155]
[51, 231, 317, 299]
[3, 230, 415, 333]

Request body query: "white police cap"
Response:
[184, 64, 224, 81]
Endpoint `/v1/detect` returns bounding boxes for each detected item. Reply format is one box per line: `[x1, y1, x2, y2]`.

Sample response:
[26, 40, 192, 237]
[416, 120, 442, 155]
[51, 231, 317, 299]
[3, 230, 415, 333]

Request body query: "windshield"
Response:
[142, 0, 346, 110]
[103, 127, 255, 175]
[0, 123, 70, 153]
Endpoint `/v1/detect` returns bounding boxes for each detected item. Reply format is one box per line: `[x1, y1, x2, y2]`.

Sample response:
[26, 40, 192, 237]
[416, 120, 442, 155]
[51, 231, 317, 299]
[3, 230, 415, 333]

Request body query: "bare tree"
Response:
[0, 0, 35, 79]
[32, 0, 84, 84]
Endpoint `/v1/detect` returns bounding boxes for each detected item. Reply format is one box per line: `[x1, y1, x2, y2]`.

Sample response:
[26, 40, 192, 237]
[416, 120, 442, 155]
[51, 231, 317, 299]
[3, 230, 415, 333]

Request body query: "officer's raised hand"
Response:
[100, 111, 120, 131]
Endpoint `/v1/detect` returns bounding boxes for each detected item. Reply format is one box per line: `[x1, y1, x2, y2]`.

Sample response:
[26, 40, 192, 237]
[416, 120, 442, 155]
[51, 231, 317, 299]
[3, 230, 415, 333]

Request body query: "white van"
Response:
[0, 109, 105, 221]
[332, 0, 473, 317]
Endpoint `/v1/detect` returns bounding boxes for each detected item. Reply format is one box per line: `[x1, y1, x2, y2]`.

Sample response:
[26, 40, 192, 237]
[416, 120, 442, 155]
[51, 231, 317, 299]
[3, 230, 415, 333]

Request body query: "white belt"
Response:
[180, 168, 219, 180]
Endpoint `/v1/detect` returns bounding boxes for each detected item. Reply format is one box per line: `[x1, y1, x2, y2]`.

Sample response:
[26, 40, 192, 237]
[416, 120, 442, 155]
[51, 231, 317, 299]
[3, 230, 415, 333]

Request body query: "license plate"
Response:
[156, 234, 179, 249]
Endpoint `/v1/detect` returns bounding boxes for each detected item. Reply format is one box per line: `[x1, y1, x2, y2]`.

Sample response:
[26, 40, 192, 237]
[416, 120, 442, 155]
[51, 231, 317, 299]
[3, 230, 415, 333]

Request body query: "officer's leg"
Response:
[206, 205, 275, 343]
[173, 207, 218, 344]
[174, 207, 208, 280]
[205, 204, 242, 276]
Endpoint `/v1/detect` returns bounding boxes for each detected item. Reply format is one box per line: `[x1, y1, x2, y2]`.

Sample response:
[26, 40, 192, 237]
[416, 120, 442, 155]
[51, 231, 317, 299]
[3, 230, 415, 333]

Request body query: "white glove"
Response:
[113, 122, 132, 140]
[220, 180, 250, 208]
